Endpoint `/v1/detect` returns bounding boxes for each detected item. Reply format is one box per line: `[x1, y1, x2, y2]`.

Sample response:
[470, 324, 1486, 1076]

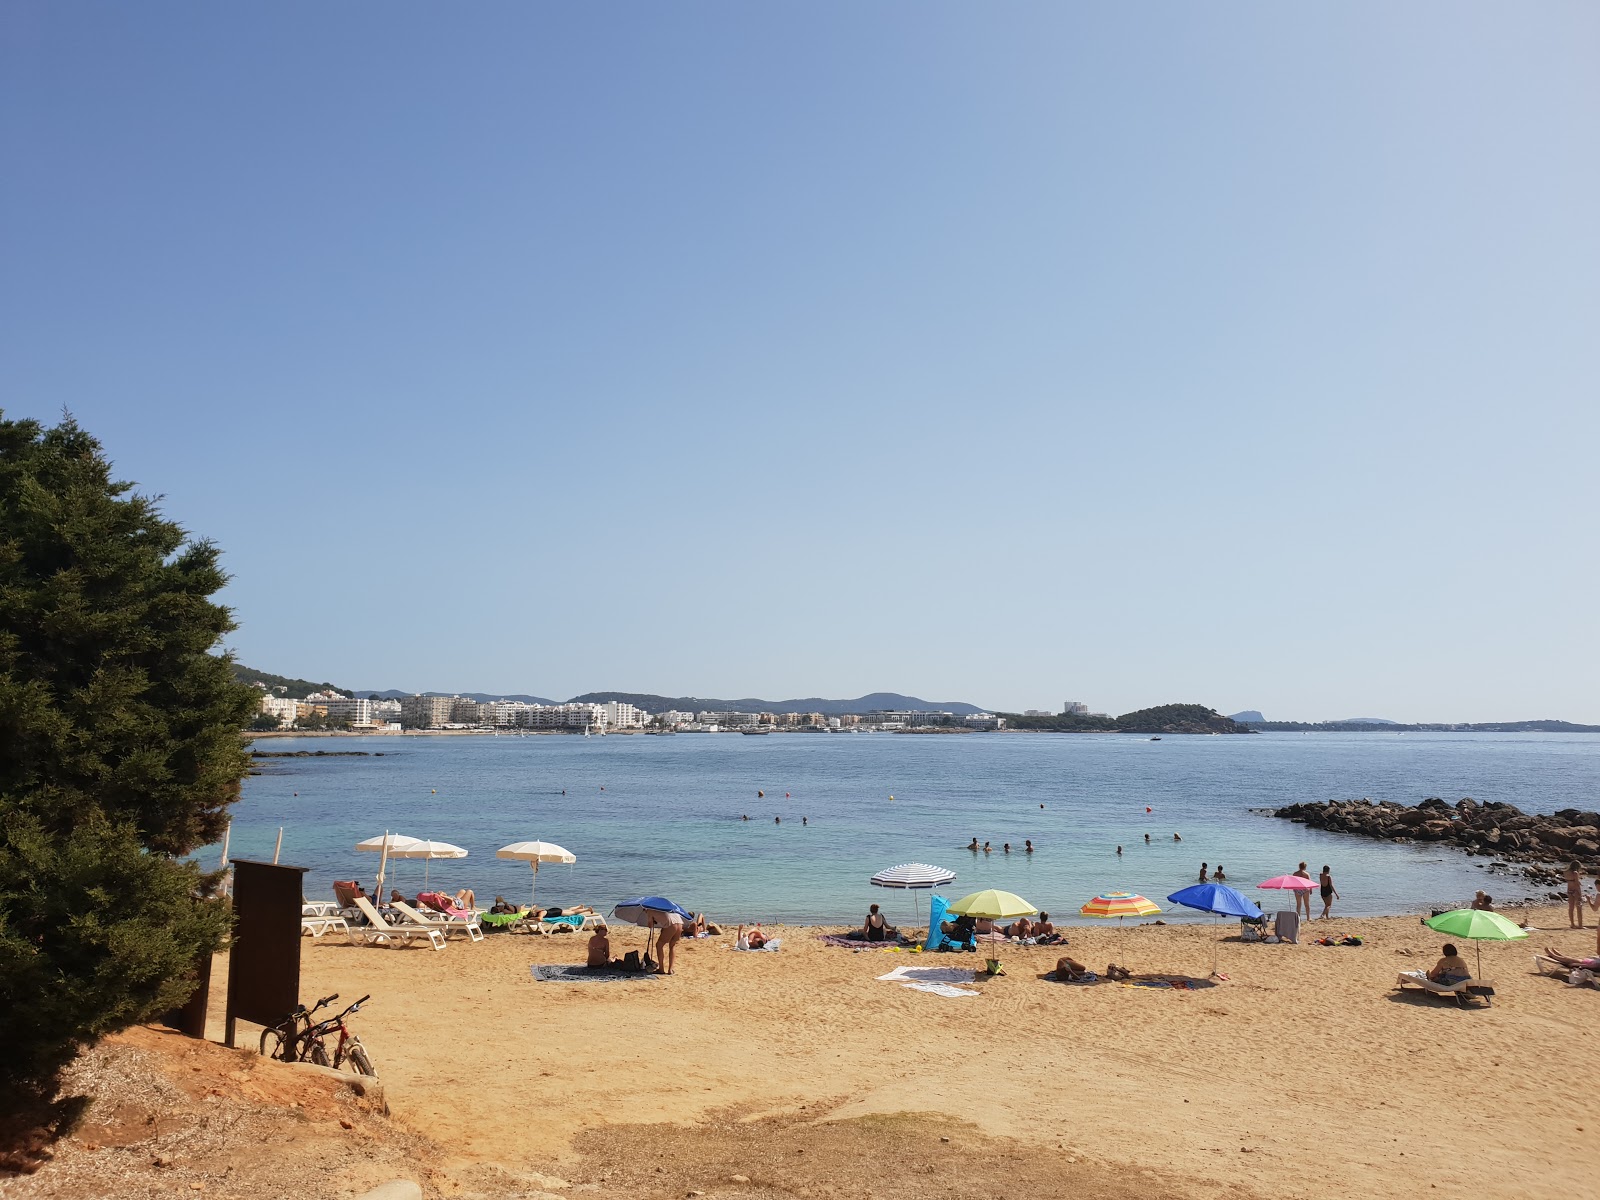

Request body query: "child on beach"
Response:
[1567, 863, 1587, 929]
[1214, 865, 1226, 881]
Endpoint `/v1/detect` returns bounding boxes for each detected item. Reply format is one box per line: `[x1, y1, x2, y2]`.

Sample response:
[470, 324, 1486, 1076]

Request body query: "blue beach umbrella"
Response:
[1167, 882, 1263, 978]
[1167, 883, 1263, 920]
[613, 896, 694, 963]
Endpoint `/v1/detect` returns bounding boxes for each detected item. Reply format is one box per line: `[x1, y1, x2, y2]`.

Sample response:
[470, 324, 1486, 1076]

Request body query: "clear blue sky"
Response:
[4, 4, 1597, 721]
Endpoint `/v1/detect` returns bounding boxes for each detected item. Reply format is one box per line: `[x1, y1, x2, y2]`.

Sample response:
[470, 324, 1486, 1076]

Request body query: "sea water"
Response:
[222, 731, 1600, 925]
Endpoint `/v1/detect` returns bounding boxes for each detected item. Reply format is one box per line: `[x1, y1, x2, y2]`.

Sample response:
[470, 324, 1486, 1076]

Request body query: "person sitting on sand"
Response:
[737, 924, 770, 950]
[941, 913, 977, 942]
[1471, 891, 1494, 911]
[1105, 963, 1133, 981]
[1056, 955, 1092, 981]
[1005, 915, 1033, 939]
[1427, 944, 1472, 985]
[862, 903, 893, 942]
[585, 926, 611, 969]
[1033, 912, 1056, 940]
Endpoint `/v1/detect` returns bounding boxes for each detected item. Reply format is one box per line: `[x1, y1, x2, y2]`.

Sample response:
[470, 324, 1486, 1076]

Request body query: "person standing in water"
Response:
[1198, 863, 1208, 883]
[1116, 845, 1122, 856]
[967, 838, 979, 851]
[1318, 865, 1340, 918]
[1214, 864, 1226, 881]
[1293, 862, 1314, 918]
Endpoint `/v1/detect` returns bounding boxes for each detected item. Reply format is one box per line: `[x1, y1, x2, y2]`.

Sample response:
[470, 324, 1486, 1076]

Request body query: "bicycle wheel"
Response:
[259, 1026, 290, 1061]
[309, 1039, 331, 1068]
[347, 1042, 377, 1077]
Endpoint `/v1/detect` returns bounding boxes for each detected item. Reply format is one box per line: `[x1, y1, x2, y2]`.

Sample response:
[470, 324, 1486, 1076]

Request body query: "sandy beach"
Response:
[9, 908, 1587, 1200]
[126, 905, 1594, 1200]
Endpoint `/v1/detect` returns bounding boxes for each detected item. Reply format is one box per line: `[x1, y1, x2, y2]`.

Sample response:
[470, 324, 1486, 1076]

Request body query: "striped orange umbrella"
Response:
[1079, 891, 1162, 920]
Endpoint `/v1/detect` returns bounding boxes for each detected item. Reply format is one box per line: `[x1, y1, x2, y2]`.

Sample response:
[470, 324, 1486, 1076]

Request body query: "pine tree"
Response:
[0, 411, 255, 1100]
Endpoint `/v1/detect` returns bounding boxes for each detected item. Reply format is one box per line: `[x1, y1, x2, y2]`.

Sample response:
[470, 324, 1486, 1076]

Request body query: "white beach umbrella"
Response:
[496, 840, 577, 908]
[387, 839, 468, 889]
[870, 863, 957, 931]
[356, 832, 421, 892]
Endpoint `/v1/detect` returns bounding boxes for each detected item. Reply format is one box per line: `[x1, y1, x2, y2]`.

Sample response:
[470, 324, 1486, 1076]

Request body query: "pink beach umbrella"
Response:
[1257, 874, 1317, 892]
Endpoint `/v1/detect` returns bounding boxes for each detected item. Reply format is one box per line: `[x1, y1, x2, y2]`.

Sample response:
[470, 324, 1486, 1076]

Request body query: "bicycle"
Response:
[304, 994, 376, 1076]
[259, 993, 339, 1062]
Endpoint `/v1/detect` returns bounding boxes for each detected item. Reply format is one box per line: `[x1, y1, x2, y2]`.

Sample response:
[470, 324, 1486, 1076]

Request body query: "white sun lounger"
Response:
[300, 914, 356, 943]
[1395, 970, 1494, 1005]
[351, 896, 446, 951]
[392, 898, 484, 942]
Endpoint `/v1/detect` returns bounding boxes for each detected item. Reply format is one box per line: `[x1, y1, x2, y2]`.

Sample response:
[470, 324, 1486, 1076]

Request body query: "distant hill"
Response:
[1003, 704, 1252, 735]
[358, 688, 558, 704]
[568, 691, 988, 716]
[1228, 710, 1265, 723]
[233, 664, 353, 698]
[1250, 719, 1600, 733]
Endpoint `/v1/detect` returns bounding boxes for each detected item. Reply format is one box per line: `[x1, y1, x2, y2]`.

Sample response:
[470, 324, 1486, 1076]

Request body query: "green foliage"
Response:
[293, 709, 350, 732]
[231, 663, 350, 700]
[0, 411, 255, 1098]
[998, 704, 1250, 734]
[0, 812, 231, 1088]
[248, 712, 285, 732]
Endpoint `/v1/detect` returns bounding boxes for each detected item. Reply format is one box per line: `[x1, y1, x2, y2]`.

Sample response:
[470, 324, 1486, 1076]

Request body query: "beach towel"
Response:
[731, 938, 782, 952]
[876, 966, 976, 985]
[1050, 971, 1099, 984]
[817, 933, 893, 949]
[900, 981, 978, 998]
[1273, 910, 1300, 944]
[477, 911, 526, 928]
[1120, 976, 1216, 991]
[529, 964, 657, 983]
[541, 913, 586, 929]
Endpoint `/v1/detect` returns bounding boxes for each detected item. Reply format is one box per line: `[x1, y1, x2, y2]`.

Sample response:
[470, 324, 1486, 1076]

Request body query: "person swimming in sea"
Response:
[983, 841, 992, 853]
[1024, 839, 1033, 853]
[1003, 843, 1011, 854]
[1144, 833, 1150, 844]
[1116, 845, 1122, 856]
[967, 838, 979, 851]
[1214, 864, 1226, 881]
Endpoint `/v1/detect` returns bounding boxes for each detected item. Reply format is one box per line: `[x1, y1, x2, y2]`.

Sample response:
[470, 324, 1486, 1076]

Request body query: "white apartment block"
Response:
[449, 697, 483, 725]
[525, 703, 606, 730]
[600, 701, 647, 728]
[697, 710, 760, 728]
[305, 692, 375, 726]
[259, 694, 300, 727]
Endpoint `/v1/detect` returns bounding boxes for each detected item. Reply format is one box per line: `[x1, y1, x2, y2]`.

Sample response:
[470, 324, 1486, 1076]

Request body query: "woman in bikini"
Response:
[862, 904, 890, 942]
[1566, 863, 1587, 929]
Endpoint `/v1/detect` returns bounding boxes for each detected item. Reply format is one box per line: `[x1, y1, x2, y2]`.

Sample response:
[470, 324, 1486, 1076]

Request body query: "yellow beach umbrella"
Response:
[946, 889, 1037, 919]
[1079, 891, 1162, 920]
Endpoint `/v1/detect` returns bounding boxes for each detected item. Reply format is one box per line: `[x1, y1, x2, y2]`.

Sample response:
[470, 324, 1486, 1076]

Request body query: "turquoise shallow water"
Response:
[219, 731, 1600, 925]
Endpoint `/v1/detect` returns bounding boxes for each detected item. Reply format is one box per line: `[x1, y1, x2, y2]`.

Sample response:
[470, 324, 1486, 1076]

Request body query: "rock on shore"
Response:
[1273, 796, 1600, 892]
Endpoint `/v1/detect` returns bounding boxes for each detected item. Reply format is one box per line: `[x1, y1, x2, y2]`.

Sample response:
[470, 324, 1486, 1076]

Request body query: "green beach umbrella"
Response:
[1424, 908, 1528, 978]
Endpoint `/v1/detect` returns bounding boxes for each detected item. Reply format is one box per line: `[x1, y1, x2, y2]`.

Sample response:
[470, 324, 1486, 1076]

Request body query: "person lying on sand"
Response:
[1056, 956, 1092, 981]
[1004, 916, 1032, 939]
[941, 913, 977, 941]
[737, 924, 770, 950]
[1105, 963, 1133, 981]
[586, 926, 611, 969]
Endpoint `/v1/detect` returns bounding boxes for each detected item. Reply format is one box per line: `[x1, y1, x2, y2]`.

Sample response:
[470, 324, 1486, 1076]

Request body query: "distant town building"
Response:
[258, 694, 300, 727]
[1062, 701, 1089, 716]
[872, 710, 956, 727]
[449, 697, 483, 725]
[1024, 709, 1052, 717]
[525, 703, 606, 730]
[600, 701, 647, 729]
[305, 692, 374, 727]
[400, 694, 454, 729]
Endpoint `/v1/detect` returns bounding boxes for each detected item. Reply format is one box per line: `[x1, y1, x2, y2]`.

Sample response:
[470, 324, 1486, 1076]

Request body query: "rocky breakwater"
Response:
[1273, 796, 1600, 894]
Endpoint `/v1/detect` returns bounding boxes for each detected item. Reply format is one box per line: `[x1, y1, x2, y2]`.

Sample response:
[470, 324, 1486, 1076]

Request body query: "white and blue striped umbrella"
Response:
[869, 863, 956, 931]
[870, 863, 956, 889]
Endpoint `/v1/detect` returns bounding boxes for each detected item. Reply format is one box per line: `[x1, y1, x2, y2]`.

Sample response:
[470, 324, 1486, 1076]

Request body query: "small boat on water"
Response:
[741, 728, 770, 736]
